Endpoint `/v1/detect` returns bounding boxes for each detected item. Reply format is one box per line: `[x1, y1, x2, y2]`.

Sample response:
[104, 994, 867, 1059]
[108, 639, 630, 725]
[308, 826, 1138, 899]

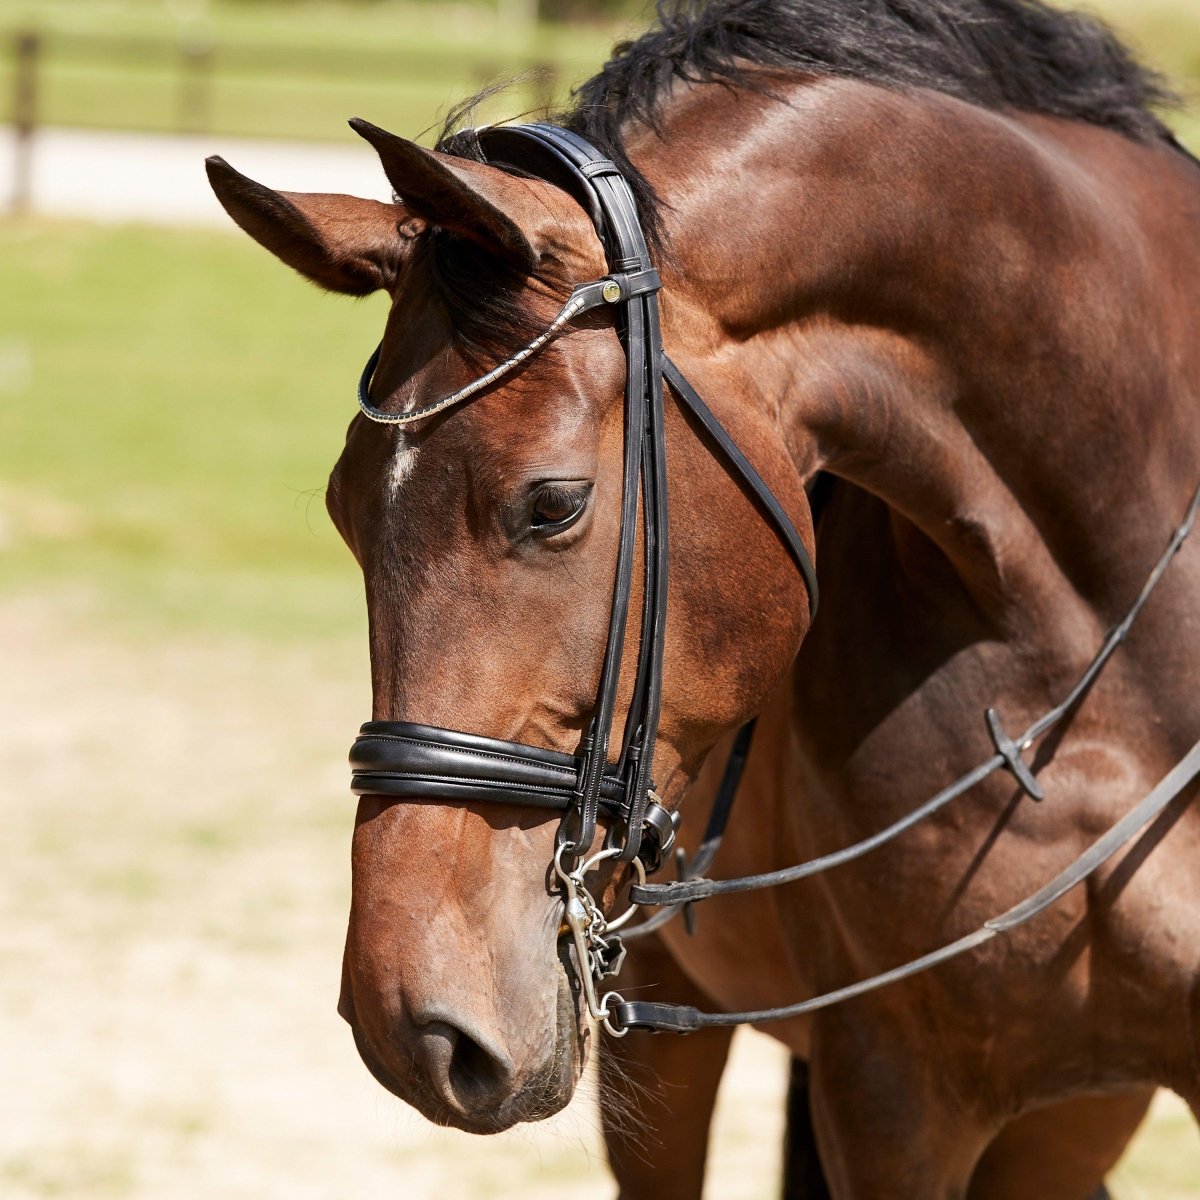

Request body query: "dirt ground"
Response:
[1, 591, 1195, 1199]
[0, 592, 788, 1199]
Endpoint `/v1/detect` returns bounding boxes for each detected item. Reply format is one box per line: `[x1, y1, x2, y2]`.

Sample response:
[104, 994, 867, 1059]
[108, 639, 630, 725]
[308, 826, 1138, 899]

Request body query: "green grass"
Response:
[0, 219, 383, 641]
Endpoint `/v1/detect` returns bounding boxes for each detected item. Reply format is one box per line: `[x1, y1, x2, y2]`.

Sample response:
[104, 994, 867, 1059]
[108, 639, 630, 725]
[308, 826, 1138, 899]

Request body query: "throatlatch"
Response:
[348, 122, 1200, 1036]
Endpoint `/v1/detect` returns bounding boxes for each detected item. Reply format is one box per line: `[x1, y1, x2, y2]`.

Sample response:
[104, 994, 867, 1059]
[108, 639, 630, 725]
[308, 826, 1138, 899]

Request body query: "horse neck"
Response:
[646, 77, 1200, 640]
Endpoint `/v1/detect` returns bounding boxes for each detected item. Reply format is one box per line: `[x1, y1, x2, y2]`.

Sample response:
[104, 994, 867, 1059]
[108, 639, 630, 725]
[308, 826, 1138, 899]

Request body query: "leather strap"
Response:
[625, 718, 756, 941]
[663, 357, 818, 616]
[630, 481, 1200, 909]
[502, 124, 662, 863]
[615, 733, 1200, 1031]
[351, 721, 627, 814]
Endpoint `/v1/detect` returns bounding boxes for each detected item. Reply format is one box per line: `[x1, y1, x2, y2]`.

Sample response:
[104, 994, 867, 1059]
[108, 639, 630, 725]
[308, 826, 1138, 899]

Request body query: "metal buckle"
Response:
[639, 791, 680, 874]
[985, 707, 1045, 801]
[555, 844, 645, 1029]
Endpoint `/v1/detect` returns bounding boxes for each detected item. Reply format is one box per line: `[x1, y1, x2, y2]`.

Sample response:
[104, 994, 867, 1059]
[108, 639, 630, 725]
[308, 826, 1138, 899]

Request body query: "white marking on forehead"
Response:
[388, 438, 419, 498]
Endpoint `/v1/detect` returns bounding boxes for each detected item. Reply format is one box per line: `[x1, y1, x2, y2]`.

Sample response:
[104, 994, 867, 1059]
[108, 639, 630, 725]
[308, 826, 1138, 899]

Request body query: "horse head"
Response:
[207, 120, 815, 1132]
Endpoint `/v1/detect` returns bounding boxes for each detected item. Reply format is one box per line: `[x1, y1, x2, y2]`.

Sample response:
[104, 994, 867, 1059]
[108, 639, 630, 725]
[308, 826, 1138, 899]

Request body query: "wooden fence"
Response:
[5, 26, 561, 213]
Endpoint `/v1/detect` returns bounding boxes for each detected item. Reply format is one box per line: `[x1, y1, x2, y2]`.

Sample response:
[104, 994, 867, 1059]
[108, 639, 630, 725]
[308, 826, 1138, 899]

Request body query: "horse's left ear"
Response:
[349, 118, 536, 274]
[205, 156, 419, 295]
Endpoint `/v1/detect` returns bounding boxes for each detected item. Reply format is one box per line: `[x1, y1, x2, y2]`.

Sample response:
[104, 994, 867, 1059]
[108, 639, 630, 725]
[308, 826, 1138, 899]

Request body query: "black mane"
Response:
[561, 0, 1176, 246]
[435, 0, 1176, 353]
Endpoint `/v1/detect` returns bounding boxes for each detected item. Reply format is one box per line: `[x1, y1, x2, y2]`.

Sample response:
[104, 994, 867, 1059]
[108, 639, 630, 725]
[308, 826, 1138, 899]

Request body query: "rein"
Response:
[631, 482, 1200, 913]
[348, 122, 1200, 1036]
[617, 483, 1200, 1031]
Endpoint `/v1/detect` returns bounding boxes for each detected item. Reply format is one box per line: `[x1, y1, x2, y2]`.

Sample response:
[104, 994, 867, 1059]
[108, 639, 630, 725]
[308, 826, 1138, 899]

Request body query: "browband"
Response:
[356, 270, 663, 428]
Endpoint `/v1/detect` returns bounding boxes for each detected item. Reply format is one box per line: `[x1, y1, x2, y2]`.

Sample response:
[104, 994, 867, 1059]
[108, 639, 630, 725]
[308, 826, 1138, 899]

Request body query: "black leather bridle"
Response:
[348, 123, 1200, 1036]
[348, 123, 818, 1032]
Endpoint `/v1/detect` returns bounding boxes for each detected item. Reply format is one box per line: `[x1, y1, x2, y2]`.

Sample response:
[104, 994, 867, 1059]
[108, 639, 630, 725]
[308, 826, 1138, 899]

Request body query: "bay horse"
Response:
[206, 0, 1200, 1195]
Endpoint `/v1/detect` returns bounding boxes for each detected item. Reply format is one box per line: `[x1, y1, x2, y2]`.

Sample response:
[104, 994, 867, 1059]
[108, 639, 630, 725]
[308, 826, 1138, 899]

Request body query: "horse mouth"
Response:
[341, 976, 583, 1134]
[348, 1023, 575, 1133]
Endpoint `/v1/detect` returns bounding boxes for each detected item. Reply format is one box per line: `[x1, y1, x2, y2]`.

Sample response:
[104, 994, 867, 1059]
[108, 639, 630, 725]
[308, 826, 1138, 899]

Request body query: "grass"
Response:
[0, 218, 383, 641]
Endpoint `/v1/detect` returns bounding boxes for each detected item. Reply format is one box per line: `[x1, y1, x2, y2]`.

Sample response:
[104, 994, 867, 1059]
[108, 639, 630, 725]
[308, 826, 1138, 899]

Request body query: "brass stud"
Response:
[602, 280, 622, 303]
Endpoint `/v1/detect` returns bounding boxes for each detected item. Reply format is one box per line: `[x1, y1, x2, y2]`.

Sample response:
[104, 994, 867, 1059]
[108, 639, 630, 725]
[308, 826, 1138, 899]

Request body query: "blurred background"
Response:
[0, 1, 1197, 1197]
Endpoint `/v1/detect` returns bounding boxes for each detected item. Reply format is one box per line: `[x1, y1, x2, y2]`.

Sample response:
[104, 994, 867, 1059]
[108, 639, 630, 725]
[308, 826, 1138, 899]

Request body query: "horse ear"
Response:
[205, 156, 419, 295]
[349, 119, 536, 273]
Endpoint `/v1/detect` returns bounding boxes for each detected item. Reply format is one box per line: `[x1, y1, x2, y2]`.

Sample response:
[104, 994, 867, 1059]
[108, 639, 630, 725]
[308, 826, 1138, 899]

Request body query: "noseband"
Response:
[348, 123, 1200, 1036]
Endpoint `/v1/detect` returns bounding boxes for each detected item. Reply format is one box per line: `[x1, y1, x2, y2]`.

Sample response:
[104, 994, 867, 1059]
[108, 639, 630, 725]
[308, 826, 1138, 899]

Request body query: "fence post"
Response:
[11, 29, 38, 215]
[178, 36, 214, 135]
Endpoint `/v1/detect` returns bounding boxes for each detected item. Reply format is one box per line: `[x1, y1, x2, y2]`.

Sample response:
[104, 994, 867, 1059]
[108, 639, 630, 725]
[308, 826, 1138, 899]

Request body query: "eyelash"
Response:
[530, 483, 592, 537]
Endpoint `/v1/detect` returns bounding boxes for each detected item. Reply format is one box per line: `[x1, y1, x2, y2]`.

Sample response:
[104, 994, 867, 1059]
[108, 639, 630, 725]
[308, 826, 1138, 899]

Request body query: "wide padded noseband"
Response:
[350, 721, 628, 819]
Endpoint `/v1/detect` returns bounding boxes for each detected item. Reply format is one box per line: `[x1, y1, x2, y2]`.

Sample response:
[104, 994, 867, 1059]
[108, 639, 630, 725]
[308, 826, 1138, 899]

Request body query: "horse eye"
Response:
[530, 483, 591, 537]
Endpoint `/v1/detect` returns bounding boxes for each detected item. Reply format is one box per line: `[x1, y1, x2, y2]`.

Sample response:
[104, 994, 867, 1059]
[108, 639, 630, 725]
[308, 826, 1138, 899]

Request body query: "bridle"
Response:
[348, 122, 817, 1033]
[348, 122, 1200, 1036]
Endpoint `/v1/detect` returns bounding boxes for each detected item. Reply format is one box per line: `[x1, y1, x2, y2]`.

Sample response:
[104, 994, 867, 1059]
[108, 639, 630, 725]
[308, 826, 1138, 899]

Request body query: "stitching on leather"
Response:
[353, 736, 625, 794]
[356, 734, 577, 777]
[357, 772, 563, 795]
[353, 771, 615, 800]
[352, 771, 625, 808]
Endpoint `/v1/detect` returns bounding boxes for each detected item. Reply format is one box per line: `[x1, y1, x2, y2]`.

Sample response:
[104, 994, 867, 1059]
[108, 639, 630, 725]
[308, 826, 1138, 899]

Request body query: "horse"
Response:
[206, 0, 1200, 1195]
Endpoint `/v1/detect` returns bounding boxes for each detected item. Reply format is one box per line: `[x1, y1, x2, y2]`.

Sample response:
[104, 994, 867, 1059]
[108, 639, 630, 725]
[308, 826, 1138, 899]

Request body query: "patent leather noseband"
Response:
[350, 721, 677, 856]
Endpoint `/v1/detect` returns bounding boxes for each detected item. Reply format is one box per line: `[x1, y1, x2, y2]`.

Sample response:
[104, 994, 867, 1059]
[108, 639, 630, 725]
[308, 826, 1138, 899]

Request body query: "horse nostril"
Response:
[450, 1027, 512, 1098]
[416, 1018, 515, 1115]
